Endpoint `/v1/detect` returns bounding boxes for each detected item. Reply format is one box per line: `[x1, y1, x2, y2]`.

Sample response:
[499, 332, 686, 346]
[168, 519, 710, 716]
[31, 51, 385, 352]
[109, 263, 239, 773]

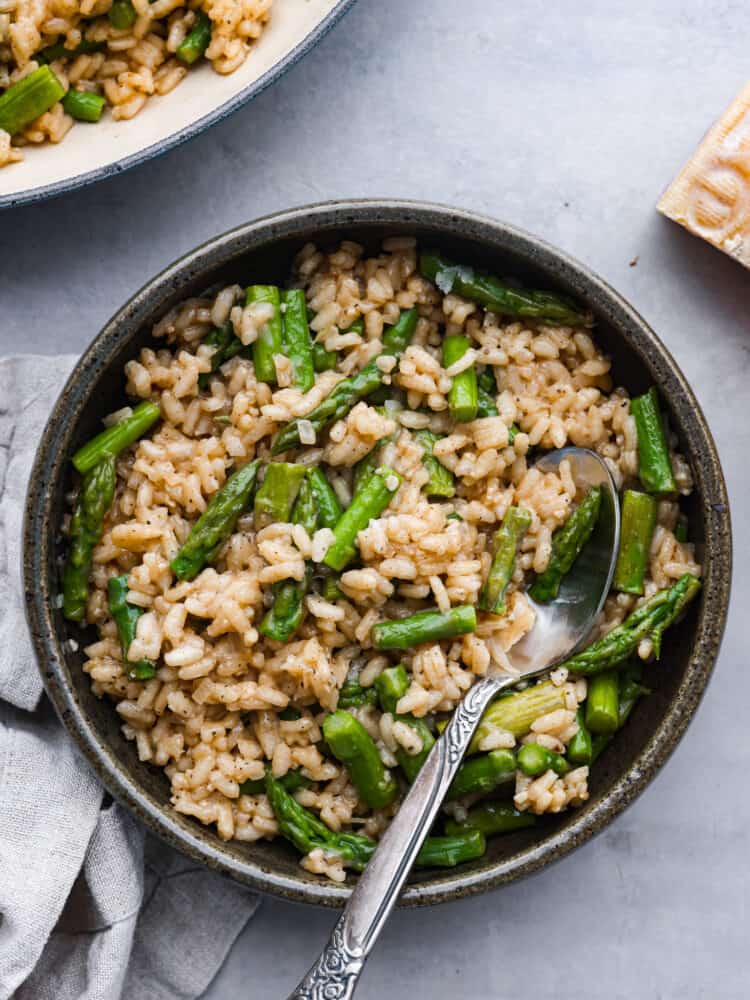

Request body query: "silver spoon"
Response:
[288, 447, 620, 1000]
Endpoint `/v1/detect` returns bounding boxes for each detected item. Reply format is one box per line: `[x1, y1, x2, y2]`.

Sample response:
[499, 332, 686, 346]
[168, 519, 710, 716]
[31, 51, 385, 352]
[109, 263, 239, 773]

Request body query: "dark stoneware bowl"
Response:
[24, 200, 731, 907]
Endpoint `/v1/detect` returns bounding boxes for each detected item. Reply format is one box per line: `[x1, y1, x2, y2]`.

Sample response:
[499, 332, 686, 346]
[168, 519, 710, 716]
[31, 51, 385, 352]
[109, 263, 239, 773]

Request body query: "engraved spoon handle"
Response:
[287, 674, 511, 999]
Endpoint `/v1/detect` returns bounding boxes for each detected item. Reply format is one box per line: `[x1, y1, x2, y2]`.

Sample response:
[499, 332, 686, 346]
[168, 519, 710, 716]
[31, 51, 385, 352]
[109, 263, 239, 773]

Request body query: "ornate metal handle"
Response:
[286, 673, 511, 999]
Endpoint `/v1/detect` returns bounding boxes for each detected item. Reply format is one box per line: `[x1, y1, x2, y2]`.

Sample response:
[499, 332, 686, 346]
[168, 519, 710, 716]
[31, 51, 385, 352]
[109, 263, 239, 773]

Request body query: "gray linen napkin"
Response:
[0, 356, 260, 1000]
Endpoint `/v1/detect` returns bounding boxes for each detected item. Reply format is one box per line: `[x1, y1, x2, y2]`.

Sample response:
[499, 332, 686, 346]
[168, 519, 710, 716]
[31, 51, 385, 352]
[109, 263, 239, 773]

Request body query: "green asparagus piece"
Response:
[447, 748, 517, 800]
[566, 709, 593, 766]
[470, 680, 567, 754]
[312, 342, 337, 372]
[0, 65, 65, 136]
[529, 486, 602, 603]
[322, 710, 398, 809]
[585, 670, 622, 734]
[108, 0, 136, 28]
[176, 10, 211, 64]
[72, 401, 161, 474]
[320, 574, 344, 602]
[478, 505, 532, 614]
[674, 515, 688, 543]
[476, 386, 499, 418]
[559, 573, 701, 674]
[374, 665, 435, 783]
[614, 489, 658, 595]
[272, 308, 418, 454]
[631, 387, 677, 496]
[415, 829, 486, 868]
[337, 679, 379, 709]
[420, 251, 586, 326]
[62, 89, 105, 123]
[246, 285, 283, 384]
[374, 664, 410, 714]
[413, 430, 455, 498]
[305, 466, 343, 529]
[323, 467, 402, 571]
[517, 743, 570, 777]
[280, 289, 315, 392]
[170, 458, 260, 580]
[62, 457, 117, 621]
[254, 462, 307, 526]
[198, 322, 238, 389]
[478, 368, 495, 394]
[372, 605, 477, 651]
[353, 445, 385, 495]
[445, 802, 536, 838]
[240, 768, 311, 796]
[38, 39, 103, 63]
[443, 334, 478, 422]
[266, 775, 484, 871]
[107, 574, 155, 680]
[311, 318, 362, 372]
[258, 475, 318, 642]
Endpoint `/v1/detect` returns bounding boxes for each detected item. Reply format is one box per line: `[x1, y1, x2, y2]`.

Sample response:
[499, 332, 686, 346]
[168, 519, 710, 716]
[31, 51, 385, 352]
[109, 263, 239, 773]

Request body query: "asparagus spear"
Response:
[447, 748, 517, 800]
[239, 768, 311, 796]
[566, 708, 593, 765]
[305, 466, 343, 529]
[529, 486, 602, 603]
[469, 681, 567, 754]
[311, 318, 363, 373]
[62, 457, 117, 621]
[415, 830, 486, 867]
[266, 774, 485, 871]
[375, 665, 435, 783]
[443, 334, 478, 422]
[631, 387, 677, 496]
[614, 489, 658, 595]
[254, 462, 307, 526]
[413, 430, 455, 498]
[476, 386, 499, 418]
[38, 39, 104, 63]
[108, 0, 136, 28]
[176, 10, 212, 64]
[337, 678, 379, 709]
[170, 458, 260, 581]
[445, 802, 536, 837]
[0, 66, 65, 135]
[62, 89, 105, 123]
[420, 251, 587, 326]
[72, 401, 161, 474]
[198, 322, 240, 389]
[320, 574, 344, 602]
[281, 289, 315, 392]
[272, 307, 418, 454]
[372, 605, 477, 651]
[517, 743, 570, 777]
[246, 285, 283, 384]
[322, 467, 402, 572]
[322, 710, 398, 809]
[559, 573, 701, 674]
[107, 575, 155, 680]
[478, 505, 532, 614]
[259, 476, 319, 642]
[617, 665, 651, 727]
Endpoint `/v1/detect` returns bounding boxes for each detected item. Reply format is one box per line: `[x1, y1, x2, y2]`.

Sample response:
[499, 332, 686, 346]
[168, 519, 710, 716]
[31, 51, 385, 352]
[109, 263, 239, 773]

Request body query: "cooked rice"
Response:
[73, 238, 702, 881]
[0, 0, 272, 166]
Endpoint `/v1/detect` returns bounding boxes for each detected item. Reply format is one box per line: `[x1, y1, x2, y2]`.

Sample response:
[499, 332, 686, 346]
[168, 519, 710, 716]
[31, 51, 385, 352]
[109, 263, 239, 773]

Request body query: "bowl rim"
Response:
[23, 198, 732, 907]
[0, 0, 358, 211]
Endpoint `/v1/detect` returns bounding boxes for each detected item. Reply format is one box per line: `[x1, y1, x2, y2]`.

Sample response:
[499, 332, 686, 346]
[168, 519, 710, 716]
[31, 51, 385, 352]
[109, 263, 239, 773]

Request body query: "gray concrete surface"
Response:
[2, 1, 747, 997]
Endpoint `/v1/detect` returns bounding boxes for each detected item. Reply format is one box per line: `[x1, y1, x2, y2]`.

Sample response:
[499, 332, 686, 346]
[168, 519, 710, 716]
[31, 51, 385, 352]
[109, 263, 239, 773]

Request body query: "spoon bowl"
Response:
[289, 447, 621, 998]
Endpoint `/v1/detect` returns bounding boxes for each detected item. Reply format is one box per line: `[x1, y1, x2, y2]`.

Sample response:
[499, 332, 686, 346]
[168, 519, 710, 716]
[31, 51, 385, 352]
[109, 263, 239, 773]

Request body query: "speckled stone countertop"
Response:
[2, 1, 746, 996]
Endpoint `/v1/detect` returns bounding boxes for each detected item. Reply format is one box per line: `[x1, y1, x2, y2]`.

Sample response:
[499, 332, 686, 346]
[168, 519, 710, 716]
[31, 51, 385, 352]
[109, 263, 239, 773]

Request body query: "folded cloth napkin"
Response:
[0, 356, 260, 1000]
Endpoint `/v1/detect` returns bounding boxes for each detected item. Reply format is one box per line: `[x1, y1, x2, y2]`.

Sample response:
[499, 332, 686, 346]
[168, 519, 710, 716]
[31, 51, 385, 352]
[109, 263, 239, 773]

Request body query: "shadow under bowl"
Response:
[23, 199, 732, 907]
